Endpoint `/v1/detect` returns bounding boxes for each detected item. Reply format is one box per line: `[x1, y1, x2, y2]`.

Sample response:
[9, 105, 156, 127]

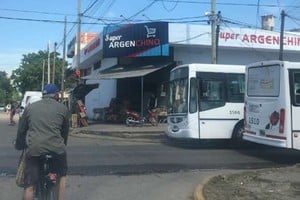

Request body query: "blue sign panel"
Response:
[103, 22, 169, 58]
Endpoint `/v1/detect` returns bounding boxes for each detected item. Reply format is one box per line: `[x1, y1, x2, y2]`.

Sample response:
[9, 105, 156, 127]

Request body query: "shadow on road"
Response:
[236, 145, 300, 165]
[162, 136, 259, 150]
[162, 136, 300, 166]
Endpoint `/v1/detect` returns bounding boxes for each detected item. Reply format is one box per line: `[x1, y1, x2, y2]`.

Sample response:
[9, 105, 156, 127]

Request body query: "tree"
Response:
[12, 50, 73, 95]
[0, 71, 17, 104]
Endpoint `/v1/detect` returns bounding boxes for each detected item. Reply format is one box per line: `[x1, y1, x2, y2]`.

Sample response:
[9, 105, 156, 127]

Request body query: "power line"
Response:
[286, 14, 300, 22]
[82, 0, 100, 15]
[0, 7, 76, 17]
[125, 0, 157, 21]
[152, 0, 300, 8]
[82, 0, 108, 31]
[221, 17, 259, 29]
[0, 13, 210, 25]
[0, 15, 104, 25]
[171, 32, 209, 44]
[83, 14, 207, 23]
[1, 1, 299, 20]
[161, 0, 179, 12]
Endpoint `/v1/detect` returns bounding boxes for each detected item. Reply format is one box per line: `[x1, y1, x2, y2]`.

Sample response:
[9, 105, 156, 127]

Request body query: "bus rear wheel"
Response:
[232, 121, 244, 142]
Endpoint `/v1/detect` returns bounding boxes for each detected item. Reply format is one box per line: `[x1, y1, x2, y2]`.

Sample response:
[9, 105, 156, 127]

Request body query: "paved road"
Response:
[1, 112, 299, 200]
[0, 112, 232, 200]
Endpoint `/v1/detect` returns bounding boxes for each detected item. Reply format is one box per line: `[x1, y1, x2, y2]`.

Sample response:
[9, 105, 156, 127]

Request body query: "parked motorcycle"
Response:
[125, 109, 158, 126]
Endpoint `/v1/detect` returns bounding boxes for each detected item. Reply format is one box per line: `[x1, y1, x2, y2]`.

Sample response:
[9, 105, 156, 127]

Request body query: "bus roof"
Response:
[172, 63, 245, 73]
[247, 60, 300, 69]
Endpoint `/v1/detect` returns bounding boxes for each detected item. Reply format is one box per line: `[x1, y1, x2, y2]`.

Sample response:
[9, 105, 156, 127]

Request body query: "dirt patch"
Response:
[203, 165, 300, 200]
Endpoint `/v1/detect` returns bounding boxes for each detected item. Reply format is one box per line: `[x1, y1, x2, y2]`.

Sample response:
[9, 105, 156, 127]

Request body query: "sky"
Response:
[0, 0, 300, 76]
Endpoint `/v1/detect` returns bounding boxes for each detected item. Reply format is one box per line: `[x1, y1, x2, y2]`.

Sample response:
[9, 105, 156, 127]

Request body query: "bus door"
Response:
[290, 70, 300, 149]
[197, 72, 227, 139]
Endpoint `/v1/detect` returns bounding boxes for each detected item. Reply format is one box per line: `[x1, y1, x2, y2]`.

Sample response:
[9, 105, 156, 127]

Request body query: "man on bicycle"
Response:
[15, 83, 70, 200]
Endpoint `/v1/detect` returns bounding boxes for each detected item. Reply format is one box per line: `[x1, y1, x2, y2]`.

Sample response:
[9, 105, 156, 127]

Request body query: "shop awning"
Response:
[72, 83, 99, 99]
[83, 62, 172, 80]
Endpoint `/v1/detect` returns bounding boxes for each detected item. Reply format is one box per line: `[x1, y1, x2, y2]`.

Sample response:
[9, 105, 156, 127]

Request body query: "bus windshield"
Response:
[168, 67, 189, 114]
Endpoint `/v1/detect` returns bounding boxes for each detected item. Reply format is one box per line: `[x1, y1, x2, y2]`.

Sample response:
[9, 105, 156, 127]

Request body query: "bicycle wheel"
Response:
[35, 183, 47, 200]
[35, 168, 58, 199]
[34, 181, 42, 200]
[45, 185, 57, 200]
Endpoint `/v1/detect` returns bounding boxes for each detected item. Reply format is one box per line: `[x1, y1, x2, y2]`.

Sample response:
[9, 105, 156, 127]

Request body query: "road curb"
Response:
[193, 176, 214, 200]
[69, 131, 164, 143]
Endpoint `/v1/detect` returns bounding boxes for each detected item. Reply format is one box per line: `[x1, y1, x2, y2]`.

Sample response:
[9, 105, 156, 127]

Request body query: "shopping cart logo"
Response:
[144, 25, 156, 38]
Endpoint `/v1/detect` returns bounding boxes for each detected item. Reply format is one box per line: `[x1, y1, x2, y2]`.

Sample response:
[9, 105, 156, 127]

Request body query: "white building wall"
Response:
[84, 57, 118, 119]
[173, 46, 211, 64]
[173, 46, 300, 66]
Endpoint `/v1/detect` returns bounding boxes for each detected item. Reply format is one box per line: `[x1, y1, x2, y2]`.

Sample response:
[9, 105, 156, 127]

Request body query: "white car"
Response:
[0, 104, 5, 112]
[19, 93, 42, 117]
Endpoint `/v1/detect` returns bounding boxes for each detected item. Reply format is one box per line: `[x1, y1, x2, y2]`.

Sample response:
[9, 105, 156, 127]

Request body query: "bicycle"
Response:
[35, 154, 58, 200]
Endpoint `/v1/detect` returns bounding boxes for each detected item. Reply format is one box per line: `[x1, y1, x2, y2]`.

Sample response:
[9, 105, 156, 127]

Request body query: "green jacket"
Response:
[16, 96, 70, 156]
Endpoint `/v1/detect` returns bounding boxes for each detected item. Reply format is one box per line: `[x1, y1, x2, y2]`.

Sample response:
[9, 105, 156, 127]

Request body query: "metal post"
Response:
[141, 76, 144, 118]
[47, 40, 51, 84]
[42, 60, 45, 91]
[76, 0, 81, 82]
[52, 42, 57, 84]
[279, 10, 285, 61]
[216, 11, 221, 64]
[61, 16, 67, 99]
[211, 0, 217, 64]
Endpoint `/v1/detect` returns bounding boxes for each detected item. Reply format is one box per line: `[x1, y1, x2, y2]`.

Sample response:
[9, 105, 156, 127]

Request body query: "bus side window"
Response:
[227, 74, 245, 103]
[293, 73, 300, 105]
[199, 79, 225, 111]
[296, 89, 300, 104]
[189, 78, 197, 113]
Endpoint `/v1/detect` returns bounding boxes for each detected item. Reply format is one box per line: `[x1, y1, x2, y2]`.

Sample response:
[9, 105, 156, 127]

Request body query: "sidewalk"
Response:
[195, 164, 300, 200]
[70, 122, 167, 142]
[69, 122, 300, 200]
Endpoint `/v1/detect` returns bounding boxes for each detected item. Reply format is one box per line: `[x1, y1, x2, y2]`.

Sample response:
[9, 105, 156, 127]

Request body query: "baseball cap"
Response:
[43, 83, 59, 95]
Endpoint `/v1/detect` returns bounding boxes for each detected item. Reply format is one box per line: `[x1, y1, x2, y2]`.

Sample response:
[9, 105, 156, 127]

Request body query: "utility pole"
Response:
[61, 16, 67, 98]
[215, 11, 221, 64]
[211, 0, 217, 64]
[279, 10, 285, 61]
[42, 60, 45, 91]
[52, 42, 57, 84]
[47, 40, 51, 84]
[76, 0, 81, 83]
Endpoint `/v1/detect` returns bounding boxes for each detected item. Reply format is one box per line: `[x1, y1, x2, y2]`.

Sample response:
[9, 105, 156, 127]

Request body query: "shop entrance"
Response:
[100, 62, 174, 123]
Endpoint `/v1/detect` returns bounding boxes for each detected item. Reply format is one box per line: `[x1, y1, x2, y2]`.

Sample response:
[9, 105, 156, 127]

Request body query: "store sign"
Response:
[219, 31, 300, 47]
[84, 37, 101, 55]
[168, 24, 300, 51]
[80, 33, 103, 63]
[103, 22, 169, 58]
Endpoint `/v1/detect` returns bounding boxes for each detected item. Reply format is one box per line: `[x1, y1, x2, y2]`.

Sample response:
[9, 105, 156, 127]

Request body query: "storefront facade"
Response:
[69, 22, 300, 120]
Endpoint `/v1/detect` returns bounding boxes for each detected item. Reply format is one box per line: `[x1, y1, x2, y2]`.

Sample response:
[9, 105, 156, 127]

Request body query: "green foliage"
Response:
[12, 50, 73, 95]
[0, 71, 19, 104]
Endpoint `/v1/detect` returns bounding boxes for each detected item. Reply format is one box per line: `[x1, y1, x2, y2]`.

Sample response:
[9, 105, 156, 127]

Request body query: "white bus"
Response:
[166, 63, 245, 141]
[244, 60, 300, 150]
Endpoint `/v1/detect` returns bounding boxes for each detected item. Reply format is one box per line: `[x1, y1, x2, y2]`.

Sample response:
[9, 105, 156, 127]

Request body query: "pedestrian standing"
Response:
[9, 102, 16, 125]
